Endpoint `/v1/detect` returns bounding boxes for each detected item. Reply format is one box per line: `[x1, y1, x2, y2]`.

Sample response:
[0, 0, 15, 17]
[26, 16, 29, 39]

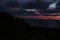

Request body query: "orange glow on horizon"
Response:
[15, 15, 60, 20]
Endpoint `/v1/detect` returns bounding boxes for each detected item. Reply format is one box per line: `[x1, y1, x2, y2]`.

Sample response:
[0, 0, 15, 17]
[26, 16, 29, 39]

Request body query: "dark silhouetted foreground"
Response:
[0, 11, 60, 40]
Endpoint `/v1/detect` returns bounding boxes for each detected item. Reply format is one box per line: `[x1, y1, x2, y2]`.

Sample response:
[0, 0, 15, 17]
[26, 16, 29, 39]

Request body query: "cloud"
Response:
[17, 0, 36, 4]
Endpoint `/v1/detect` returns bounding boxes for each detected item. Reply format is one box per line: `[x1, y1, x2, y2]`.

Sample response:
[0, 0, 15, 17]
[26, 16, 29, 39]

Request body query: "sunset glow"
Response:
[15, 15, 60, 20]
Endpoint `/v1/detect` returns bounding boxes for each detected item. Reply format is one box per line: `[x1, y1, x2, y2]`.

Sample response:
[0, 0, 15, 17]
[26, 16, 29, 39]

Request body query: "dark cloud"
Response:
[17, 0, 36, 3]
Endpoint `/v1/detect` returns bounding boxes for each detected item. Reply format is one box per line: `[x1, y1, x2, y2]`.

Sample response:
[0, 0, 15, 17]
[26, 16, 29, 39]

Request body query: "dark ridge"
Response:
[0, 11, 60, 40]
